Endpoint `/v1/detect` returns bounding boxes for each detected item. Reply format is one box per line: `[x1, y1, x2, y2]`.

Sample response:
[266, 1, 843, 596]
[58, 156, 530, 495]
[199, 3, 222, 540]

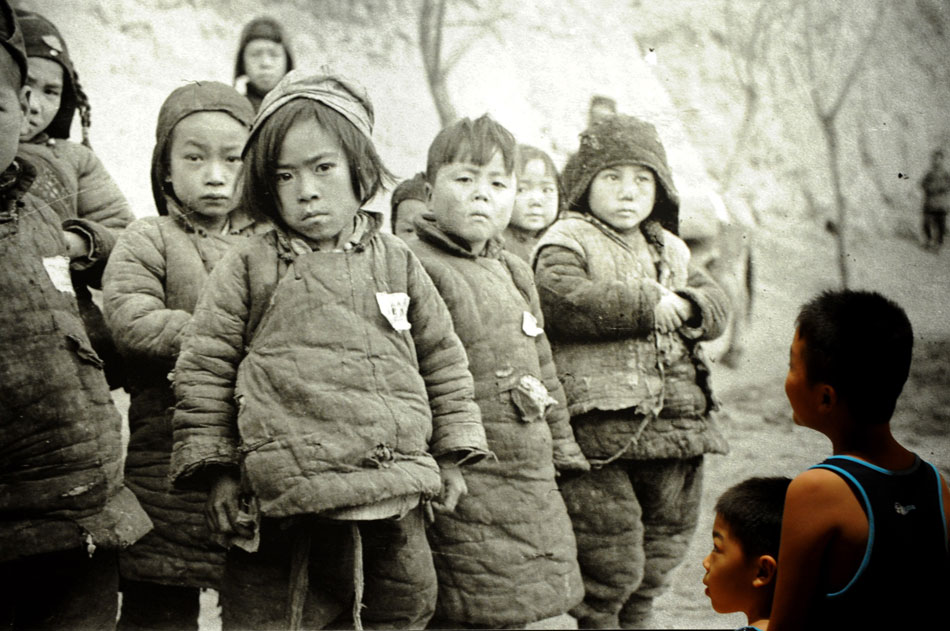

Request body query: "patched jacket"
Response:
[170, 212, 488, 518]
[533, 213, 730, 460]
[0, 158, 150, 561]
[408, 217, 585, 625]
[103, 199, 269, 587]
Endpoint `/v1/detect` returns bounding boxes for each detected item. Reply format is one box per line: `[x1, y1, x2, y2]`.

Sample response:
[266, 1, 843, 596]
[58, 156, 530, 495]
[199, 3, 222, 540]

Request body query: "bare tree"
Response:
[718, 0, 782, 192]
[780, 0, 887, 288]
[418, 0, 510, 127]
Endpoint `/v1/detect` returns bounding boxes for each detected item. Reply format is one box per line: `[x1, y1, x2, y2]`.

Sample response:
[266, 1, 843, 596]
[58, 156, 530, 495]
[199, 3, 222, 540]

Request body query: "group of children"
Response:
[0, 4, 947, 631]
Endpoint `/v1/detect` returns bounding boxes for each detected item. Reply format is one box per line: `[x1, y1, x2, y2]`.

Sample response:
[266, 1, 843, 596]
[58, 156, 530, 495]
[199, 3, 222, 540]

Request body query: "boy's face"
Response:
[588, 164, 655, 233]
[243, 39, 287, 94]
[702, 514, 759, 615]
[166, 111, 247, 220]
[0, 52, 29, 172]
[393, 198, 427, 239]
[511, 158, 558, 232]
[785, 328, 823, 428]
[428, 150, 515, 253]
[275, 115, 360, 248]
[21, 56, 62, 142]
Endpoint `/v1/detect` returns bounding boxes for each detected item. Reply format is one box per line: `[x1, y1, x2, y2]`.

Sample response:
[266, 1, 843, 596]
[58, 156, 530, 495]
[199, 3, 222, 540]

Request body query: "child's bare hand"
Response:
[62, 231, 89, 259]
[654, 292, 686, 333]
[432, 463, 467, 514]
[206, 472, 253, 537]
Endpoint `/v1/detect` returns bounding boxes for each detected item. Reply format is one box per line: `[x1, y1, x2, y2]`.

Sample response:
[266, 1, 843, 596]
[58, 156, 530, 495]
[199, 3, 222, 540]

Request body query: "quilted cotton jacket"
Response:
[533, 213, 730, 461]
[170, 213, 488, 518]
[17, 138, 135, 387]
[102, 199, 269, 587]
[407, 216, 585, 626]
[0, 158, 150, 561]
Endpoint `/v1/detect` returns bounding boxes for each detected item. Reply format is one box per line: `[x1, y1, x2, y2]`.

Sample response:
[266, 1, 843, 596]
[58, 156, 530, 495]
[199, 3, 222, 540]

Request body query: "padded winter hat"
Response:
[233, 16, 294, 81]
[15, 9, 89, 143]
[246, 67, 375, 153]
[562, 113, 679, 235]
[151, 81, 255, 216]
[0, 0, 26, 86]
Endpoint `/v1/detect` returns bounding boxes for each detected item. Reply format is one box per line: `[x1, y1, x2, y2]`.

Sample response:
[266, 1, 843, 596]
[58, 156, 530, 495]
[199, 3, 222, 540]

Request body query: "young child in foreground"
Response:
[769, 289, 950, 629]
[703, 476, 791, 631]
[0, 3, 150, 628]
[103, 81, 265, 630]
[533, 113, 730, 628]
[169, 69, 489, 629]
[501, 144, 560, 262]
[15, 9, 135, 388]
[406, 115, 587, 628]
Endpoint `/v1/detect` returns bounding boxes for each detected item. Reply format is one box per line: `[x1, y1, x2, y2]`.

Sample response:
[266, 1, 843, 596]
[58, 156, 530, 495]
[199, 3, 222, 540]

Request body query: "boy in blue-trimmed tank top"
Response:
[770, 289, 950, 630]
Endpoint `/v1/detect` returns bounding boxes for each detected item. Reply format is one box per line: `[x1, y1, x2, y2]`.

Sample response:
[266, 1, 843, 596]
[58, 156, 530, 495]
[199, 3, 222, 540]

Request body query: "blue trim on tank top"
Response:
[809, 463, 875, 598]
[926, 461, 949, 553]
[825, 454, 920, 476]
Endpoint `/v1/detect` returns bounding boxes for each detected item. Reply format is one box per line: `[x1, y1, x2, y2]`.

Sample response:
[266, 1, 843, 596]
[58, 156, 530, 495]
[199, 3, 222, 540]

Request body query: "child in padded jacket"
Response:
[0, 4, 150, 628]
[169, 69, 489, 630]
[15, 9, 135, 389]
[533, 114, 730, 629]
[103, 81, 268, 630]
[406, 115, 587, 628]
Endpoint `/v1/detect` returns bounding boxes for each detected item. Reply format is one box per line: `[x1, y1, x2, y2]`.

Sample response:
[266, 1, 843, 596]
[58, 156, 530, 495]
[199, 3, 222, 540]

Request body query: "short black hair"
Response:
[389, 172, 427, 231]
[796, 289, 913, 425]
[425, 113, 516, 184]
[240, 97, 393, 225]
[715, 476, 791, 560]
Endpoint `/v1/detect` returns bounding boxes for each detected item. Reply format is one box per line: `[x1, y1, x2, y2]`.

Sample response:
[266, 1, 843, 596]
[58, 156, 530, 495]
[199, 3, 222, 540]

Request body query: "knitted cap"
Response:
[15, 9, 87, 141]
[0, 0, 26, 86]
[246, 67, 375, 155]
[562, 114, 679, 234]
[151, 81, 255, 215]
[234, 16, 294, 81]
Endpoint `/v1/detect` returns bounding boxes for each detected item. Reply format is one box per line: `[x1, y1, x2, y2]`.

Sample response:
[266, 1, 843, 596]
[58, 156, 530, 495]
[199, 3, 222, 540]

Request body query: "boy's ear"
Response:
[752, 554, 777, 588]
[817, 384, 837, 411]
[19, 85, 30, 117]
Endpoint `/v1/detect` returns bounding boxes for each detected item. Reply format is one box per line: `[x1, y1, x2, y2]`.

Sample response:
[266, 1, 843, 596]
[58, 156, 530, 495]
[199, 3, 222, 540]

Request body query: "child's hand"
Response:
[432, 462, 468, 514]
[206, 472, 254, 538]
[654, 291, 692, 333]
[62, 230, 90, 259]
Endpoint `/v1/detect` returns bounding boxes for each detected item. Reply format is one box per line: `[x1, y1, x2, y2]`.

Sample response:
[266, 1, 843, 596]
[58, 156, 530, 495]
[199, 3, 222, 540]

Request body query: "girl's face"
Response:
[243, 39, 288, 93]
[588, 164, 655, 233]
[274, 116, 360, 249]
[21, 57, 63, 142]
[166, 111, 247, 220]
[510, 158, 558, 233]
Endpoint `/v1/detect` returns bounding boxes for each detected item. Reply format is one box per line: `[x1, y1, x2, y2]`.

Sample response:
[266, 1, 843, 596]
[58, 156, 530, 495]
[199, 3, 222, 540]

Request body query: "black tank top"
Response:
[809, 455, 949, 628]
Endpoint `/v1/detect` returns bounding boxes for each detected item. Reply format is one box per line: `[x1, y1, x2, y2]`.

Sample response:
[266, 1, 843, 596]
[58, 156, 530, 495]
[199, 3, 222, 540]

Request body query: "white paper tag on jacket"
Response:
[42, 256, 75, 295]
[522, 311, 543, 337]
[376, 292, 411, 331]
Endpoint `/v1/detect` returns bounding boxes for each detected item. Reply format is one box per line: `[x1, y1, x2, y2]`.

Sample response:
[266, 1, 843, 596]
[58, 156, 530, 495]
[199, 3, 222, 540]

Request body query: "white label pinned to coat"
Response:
[376, 292, 411, 331]
[42, 256, 75, 295]
[522, 311, 543, 337]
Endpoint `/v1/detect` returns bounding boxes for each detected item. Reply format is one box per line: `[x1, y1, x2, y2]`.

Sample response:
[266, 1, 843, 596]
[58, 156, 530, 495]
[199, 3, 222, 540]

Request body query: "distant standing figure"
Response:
[233, 16, 293, 112]
[920, 148, 949, 251]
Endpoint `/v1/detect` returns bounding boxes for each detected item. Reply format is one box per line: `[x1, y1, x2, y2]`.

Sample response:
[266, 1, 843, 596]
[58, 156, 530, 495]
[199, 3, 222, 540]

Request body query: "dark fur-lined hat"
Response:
[562, 114, 679, 235]
[15, 9, 90, 144]
[0, 0, 27, 86]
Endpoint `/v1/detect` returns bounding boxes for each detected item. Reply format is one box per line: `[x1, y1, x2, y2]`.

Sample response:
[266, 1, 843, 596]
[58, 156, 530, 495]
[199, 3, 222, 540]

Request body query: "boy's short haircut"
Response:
[425, 114, 516, 184]
[796, 289, 913, 425]
[715, 476, 791, 560]
[390, 172, 427, 230]
[242, 97, 391, 224]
